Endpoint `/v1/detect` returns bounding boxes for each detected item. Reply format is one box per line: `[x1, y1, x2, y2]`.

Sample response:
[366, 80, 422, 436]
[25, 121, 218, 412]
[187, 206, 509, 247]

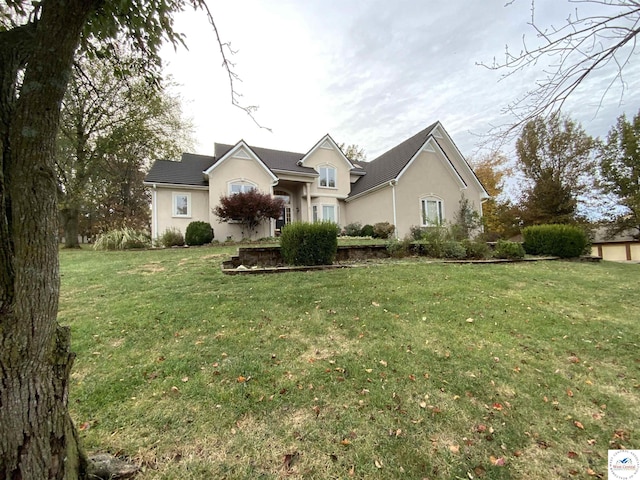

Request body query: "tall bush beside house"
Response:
[280, 222, 338, 266]
[523, 224, 590, 258]
[185, 221, 214, 246]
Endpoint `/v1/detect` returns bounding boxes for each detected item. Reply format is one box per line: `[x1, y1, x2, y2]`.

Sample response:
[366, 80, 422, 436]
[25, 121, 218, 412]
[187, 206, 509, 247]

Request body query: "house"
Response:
[590, 226, 640, 262]
[144, 122, 490, 241]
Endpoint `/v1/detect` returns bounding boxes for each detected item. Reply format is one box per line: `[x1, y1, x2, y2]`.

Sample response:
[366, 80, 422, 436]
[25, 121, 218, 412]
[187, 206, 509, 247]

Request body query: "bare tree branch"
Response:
[196, 2, 272, 132]
[479, 0, 640, 141]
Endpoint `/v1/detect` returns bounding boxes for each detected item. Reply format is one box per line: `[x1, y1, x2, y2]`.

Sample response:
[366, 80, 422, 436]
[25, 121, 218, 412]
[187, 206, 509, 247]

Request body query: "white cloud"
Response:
[162, 1, 640, 160]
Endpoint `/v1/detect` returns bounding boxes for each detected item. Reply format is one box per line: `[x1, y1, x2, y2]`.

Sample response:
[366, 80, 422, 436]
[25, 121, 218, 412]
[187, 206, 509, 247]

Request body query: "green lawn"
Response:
[59, 246, 640, 479]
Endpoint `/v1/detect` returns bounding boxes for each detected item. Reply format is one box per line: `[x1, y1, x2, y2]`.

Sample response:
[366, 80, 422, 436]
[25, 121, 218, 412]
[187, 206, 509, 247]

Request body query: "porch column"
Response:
[306, 182, 312, 222]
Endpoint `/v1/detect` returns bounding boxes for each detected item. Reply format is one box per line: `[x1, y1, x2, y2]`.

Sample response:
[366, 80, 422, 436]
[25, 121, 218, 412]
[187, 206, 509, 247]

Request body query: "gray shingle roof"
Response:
[348, 123, 438, 197]
[144, 153, 215, 186]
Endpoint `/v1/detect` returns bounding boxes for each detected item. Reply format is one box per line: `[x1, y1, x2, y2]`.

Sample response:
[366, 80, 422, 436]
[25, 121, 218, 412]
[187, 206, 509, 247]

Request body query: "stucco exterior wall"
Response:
[207, 152, 276, 240]
[345, 186, 393, 229]
[153, 187, 209, 240]
[592, 243, 640, 261]
[303, 146, 352, 199]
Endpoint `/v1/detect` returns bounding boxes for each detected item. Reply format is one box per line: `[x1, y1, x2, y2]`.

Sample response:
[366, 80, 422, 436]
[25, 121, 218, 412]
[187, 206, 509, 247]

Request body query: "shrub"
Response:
[494, 240, 525, 260]
[386, 237, 412, 258]
[158, 228, 185, 247]
[280, 222, 338, 266]
[213, 190, 284, 239]
[360, 224, 374, 237]
[462, 239, 492, 260]
[409, 225, 428, 241]
[442, 241, 467, 259]
[413, 225, 449, 257]
[93, 228, 150, 250]
[185, 221, 214, 246]
[373, 222, 395, 239]
[522, 224, 590, 258]
[343, 222, 363, 237]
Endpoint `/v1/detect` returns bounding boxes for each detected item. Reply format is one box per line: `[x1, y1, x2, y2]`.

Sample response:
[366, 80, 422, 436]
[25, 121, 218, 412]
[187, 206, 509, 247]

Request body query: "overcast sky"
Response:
[161, 0, 640, 161]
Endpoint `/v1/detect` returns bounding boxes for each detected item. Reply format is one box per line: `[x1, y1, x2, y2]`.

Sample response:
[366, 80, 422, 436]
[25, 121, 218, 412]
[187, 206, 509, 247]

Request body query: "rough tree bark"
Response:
[0, 1, 97, 479]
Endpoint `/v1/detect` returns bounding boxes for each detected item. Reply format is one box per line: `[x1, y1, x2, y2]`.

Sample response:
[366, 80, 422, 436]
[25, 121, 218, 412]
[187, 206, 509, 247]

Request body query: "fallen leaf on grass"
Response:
[490, 456, 505, 466]
[449, 444, 460, 454]
[586, 468, 597, 476]
[473, 465, 487, 476]
[282, 452, 299, 471]
[567, 389, 574, 397]
[379, 360, 387, 367]
[372, 302, 380, 307]
[181, 376, 189, 382]
[374, 459, 383, 469]
[567, 451, 578, 459]
[237, 376, 246, 383]
[78, 422, 91, 431]
[492, 403, 503, 411]
[341, 439, 351, 445]
[574, 420, 584, 430]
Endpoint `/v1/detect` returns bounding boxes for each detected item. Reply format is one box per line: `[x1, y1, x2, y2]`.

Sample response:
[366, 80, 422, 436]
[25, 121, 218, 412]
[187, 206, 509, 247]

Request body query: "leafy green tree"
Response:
[0, 2, 236, 478]
[56, 58, 192, 247]
[599, 110, 640, 239]
[516, 113, 595, 225]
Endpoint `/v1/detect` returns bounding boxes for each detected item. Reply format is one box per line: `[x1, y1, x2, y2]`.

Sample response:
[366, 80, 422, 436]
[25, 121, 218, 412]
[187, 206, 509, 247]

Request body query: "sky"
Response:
[161, 0, 640, 162]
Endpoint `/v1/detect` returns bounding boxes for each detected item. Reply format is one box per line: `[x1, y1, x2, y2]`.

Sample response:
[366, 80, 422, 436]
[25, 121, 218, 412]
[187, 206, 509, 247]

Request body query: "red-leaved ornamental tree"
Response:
[214, 190, 284, 238]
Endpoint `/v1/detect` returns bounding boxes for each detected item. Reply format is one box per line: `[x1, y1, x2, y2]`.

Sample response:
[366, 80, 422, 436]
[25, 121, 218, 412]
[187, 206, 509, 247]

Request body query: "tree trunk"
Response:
[0, 1, 97, 479]
[62, 206, 81, 248]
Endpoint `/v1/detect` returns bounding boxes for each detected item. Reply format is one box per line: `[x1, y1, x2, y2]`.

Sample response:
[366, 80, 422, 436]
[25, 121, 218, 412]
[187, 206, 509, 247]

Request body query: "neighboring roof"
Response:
[144, 153, 215, 186]
[348, 122, 438, 197]
[592, 226, 638, 243]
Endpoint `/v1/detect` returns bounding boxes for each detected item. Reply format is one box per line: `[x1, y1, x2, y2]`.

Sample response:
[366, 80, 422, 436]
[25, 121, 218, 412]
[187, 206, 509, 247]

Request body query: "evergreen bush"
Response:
[280, 222, 338, 266]
[185, 221, 214, 246]
[494, 240, 526, 259]
[523, 224, 590, 258]
[360, 224, 374, 237]
[442, 241, 467, 259]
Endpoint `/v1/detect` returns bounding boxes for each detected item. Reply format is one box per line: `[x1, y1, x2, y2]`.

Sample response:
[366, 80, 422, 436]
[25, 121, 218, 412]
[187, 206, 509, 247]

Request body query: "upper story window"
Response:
[421, 197, 443, 226]
[229, 181, 256, 195]
[173, 192, 191, 218]
[319, 166, 336, 188]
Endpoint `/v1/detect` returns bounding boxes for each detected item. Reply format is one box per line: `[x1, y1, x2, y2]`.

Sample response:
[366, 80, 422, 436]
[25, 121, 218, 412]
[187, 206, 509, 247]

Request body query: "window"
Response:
[322, 205, 336, 223]
[319, 166, 336, 188]
[312, 204, 337, 223]
[421, 198, 443, 226]
[229, 182, 255, 195]
[173, 192, 191, 217]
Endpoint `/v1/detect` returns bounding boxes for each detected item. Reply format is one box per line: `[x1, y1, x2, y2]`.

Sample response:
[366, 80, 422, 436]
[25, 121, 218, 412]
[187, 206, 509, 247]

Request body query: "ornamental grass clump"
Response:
[93, 228, 150, 250]
[280, 221, 338, 266]
[523, 224, 590, 258]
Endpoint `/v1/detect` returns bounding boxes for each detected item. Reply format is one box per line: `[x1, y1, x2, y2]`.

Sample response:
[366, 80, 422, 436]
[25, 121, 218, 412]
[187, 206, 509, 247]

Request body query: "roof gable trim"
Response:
[204, 140, 278, 183]
[299, 134, 355, 170]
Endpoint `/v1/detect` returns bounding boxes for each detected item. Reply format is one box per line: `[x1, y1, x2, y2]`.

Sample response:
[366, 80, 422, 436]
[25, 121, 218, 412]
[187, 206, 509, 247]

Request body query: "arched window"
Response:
[421, 197, 443, 226]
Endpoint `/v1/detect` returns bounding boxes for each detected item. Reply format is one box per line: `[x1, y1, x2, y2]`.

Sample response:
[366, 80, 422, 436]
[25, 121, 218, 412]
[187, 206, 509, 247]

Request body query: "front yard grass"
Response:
[59, 246, 639, 479]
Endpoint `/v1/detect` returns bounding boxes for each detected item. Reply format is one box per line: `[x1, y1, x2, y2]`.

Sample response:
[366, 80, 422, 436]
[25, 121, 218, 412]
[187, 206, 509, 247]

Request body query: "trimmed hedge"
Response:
[360, 224, 374, 237]
[373, 222, 395, 239]
[522, 224, 590, 258]
[280, 222, 338, 266]
[186, 221, 214, 246]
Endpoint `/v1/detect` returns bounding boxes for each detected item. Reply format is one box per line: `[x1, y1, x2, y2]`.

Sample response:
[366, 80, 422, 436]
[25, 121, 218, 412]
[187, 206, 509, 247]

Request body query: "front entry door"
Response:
[276, 206, 291, 233]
